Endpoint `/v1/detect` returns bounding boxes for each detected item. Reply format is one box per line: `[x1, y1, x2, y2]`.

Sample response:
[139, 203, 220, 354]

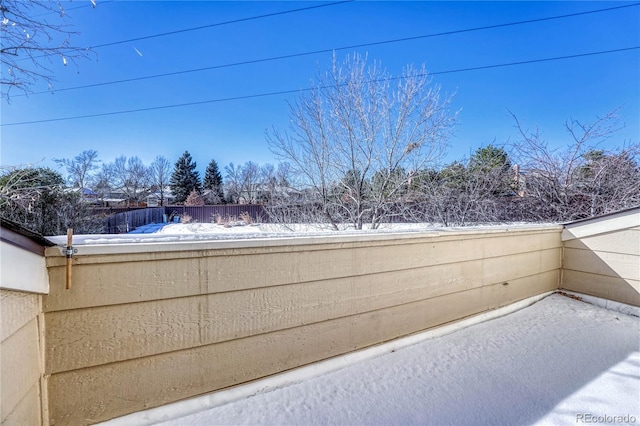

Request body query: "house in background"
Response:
[146, 188, 176, 206]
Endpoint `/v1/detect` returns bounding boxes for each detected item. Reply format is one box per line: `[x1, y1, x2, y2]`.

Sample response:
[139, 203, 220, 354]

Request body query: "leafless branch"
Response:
[1, 0, 93, 100]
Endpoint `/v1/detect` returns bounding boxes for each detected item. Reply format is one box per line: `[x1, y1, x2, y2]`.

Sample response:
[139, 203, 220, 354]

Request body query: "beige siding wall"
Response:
[44, 227, 562, 425]
[0, 290, 45, 426]
[562, 226, 640, 306]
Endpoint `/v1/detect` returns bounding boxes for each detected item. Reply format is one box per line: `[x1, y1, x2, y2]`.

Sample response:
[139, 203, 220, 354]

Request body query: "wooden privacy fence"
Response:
[103, 208, 165, 233]
[91, 207, 148, 216]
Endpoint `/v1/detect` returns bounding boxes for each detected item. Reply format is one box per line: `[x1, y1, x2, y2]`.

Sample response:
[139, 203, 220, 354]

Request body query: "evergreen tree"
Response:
[170, 151, 201, 204]
[203, 159, 225, 204]
[468, 145, 514, 196]
[469, 145, 511, 174]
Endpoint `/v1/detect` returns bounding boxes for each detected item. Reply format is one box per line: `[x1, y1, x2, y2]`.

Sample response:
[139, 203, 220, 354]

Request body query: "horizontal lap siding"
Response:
[0, 295, 43, 426]
[45, 248, 562, 374]
[44, 228, 562, 425]
[563, 270, 640, 306]
[1, 290, 41, 342]
[562, 228, 640, 306]
[563, 249, 639, 281]
[43, 231, 560, 312]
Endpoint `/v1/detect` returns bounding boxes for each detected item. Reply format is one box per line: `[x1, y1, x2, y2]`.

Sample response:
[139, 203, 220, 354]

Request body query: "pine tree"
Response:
[170, 151, 201, 204]
[203, 159, 225, 204]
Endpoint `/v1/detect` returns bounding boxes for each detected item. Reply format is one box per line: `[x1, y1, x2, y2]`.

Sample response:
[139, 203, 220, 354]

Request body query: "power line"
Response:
[3, 46, 638, 127]
[91, 0, 353, 49]
[19, 2, 640, 97]
[25, 0, 353, 62]
[32, 1, 116, 17]
[429, 47, 639, 75]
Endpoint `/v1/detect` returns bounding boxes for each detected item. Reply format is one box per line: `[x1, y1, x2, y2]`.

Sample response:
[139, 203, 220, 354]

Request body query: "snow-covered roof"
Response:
[45, 222, 561, 256]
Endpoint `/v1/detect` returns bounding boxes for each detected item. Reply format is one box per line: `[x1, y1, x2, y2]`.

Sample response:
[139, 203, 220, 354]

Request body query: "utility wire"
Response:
[25, 0, 353, 62]
[19, 2, 640, 97]
[91, 0, 353, 49]
[3, 46, 638, 127]
[33, 0, 116, 17]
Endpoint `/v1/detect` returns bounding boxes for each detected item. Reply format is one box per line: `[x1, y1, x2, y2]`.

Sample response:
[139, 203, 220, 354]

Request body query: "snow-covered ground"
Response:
[106, 293, 640, 426]
[140, 221, 556, 236]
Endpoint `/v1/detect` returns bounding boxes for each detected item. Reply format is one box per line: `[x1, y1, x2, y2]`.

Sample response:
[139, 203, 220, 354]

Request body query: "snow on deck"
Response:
[107, 293, 640, 426]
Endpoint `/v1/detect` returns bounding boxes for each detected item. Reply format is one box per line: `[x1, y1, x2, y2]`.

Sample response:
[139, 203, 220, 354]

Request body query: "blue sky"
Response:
[1, 1, 639, 178]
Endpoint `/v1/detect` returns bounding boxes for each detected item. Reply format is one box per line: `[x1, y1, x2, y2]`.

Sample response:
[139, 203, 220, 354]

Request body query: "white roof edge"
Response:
[1, 240, 49, 294]
[45, 224, 562, 257]
[562, 208, 640, 241]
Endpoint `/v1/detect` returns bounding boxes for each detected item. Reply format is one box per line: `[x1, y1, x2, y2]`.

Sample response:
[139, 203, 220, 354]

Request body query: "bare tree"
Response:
[54, 149, 100, 189]
[93, 163, 114, 206]
[1, 0, 93, 100]
[509, 109, 638, 221]
[407, 156, 515, 227]
[258, 163, 276, 203]
[268, 53, 457, 229]
[262, 162, 320, 225]
[223, 162, 241, 204]
[110, 156, 151, 206]
[224, 161, 263, 204]
[575, 147, 640, 217]
[241, 161, 261, 203]
[149, 155, 172, 206]
[258, 162, 301, 204]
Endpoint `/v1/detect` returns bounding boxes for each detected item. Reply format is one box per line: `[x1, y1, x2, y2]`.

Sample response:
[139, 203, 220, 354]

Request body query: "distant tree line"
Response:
[2, 54, 638, 235]
[1, 134, 637, 235]
[0, 148, 300, 234]
[41, 149, 295, 207]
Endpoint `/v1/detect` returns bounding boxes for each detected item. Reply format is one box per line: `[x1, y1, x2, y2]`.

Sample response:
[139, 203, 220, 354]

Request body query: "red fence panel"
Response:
[164, 205, 269, 224]
[98, 205, 270, 233]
